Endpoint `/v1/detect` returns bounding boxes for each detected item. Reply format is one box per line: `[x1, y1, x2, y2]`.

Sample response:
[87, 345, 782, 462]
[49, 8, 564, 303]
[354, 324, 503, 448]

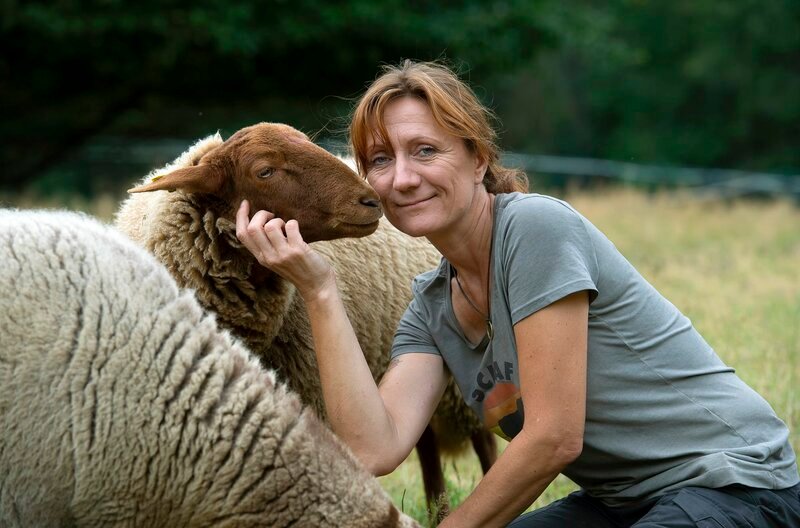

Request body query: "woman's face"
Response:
[365, 96, 487, 238]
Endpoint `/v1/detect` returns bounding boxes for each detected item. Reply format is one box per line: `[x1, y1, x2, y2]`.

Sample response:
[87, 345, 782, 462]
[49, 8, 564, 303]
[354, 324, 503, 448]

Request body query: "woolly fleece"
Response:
[0, 209, 418, 528]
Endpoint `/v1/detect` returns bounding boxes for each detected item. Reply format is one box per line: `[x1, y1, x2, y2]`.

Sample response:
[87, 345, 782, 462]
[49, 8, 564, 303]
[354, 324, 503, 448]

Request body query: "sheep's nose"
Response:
[360, 197, 381, 208]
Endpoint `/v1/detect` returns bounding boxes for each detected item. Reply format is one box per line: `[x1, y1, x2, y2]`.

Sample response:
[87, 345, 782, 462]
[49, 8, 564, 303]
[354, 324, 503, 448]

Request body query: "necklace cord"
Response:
[453, 269, 494, 340]
[454, 271, 487, 318]
[452, 195, 495, 341]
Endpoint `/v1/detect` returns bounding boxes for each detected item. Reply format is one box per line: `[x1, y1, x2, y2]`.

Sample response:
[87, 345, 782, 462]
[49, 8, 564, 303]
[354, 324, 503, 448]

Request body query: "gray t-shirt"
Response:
[392, 192, 798, 505]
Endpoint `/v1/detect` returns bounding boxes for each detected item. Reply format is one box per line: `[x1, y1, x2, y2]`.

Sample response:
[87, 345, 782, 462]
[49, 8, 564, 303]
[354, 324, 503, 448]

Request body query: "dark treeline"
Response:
[1, 0, 798, 195]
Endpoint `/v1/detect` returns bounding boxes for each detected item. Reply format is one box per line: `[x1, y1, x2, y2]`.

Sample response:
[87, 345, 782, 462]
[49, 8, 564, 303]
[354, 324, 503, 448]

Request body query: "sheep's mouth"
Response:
[334, 208, 383, 230]
[331, 219, 381, 239]
[344, 216, 382, 226]
[341, 219, 380, 233]
[300, 217, 380, 243]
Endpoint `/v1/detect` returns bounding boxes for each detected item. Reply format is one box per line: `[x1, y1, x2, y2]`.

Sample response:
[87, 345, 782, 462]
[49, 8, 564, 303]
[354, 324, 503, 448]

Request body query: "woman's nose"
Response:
[392, 157, 421, 191]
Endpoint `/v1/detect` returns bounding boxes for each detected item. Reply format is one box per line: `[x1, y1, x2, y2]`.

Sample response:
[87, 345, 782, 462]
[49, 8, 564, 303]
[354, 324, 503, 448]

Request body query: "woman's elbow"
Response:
[554, 434, 584, 465]
[366, 458, 401, 477]
[521, 427, 584, 468]
[352, 446, 404, 477]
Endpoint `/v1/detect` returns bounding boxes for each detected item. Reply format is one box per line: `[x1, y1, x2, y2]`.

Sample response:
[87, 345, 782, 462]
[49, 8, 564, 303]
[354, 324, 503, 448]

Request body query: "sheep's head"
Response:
[128, 122, 382, 243]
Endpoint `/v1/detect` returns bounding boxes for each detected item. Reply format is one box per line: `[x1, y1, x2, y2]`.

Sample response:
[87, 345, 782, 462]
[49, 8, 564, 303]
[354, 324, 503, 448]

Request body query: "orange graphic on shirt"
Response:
[483, 382, 524, 441]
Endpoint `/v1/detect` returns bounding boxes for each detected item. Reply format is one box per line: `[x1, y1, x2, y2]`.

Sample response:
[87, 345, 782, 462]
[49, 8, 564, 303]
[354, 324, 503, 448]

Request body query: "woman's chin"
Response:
[386, 217, 437, 238]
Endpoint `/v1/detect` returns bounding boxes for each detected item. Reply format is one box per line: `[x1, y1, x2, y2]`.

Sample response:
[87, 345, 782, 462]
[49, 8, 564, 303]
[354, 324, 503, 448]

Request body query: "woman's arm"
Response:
[439, 290, 589, 528]
[235, 201, 446, 474]
[303, 287, 448, 474]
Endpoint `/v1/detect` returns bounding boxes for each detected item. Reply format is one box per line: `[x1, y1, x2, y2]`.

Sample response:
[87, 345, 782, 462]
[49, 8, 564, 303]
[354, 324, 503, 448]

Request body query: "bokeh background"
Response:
[2, 2, 798, 525]
[2, 0, 799, 199]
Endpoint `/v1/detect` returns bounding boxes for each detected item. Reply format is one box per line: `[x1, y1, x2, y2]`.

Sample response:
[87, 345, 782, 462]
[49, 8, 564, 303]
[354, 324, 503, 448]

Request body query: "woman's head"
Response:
[349, 60, 529, 194]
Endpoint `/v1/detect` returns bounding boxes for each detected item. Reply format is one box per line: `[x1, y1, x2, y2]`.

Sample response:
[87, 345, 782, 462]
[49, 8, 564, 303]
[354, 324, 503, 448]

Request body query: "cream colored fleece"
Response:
[0, 209, 418, 528]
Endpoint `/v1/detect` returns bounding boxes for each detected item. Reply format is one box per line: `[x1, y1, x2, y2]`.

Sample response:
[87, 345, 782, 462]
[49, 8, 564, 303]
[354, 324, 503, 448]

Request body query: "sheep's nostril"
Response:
[360, 197, 381, 208]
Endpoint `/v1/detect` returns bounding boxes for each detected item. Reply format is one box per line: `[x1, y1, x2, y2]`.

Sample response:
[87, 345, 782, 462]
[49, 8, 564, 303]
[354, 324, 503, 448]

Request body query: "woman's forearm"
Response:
[302, 279, 400, 472]
[233, 204, 422, 473]
[439, 429, 581, 528]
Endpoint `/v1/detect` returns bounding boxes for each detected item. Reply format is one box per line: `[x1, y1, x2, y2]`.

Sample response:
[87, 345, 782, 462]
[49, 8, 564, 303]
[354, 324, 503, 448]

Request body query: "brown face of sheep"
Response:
[128, 122, 382, 243]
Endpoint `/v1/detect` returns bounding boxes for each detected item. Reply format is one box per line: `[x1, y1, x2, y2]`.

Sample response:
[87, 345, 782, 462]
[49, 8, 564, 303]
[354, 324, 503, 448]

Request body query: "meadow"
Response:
[3, 187, 798, 525]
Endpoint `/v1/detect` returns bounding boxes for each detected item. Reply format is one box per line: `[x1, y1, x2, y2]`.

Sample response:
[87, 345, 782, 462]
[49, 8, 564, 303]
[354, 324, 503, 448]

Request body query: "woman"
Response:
[236, 60, 800, 527]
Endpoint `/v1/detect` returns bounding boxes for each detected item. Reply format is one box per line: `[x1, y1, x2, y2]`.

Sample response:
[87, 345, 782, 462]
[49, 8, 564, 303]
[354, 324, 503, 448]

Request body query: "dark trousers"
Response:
[507, 483, 800, 527]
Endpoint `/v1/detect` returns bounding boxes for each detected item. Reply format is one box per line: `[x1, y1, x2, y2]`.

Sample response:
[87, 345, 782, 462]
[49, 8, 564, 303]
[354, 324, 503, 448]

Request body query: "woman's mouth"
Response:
[395, 196, 434, 208]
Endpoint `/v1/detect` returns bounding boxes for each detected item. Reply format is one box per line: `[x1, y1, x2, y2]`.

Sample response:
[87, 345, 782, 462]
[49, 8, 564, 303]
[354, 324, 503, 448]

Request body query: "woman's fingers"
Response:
[263, 218, 289, 251]
[237, 201, 275, 240]
[284, 219, 303, 246]
[236, 200, 282, 266]
[234, 202, 334, 299]
[235, 200, 306, 269]
[250, 210, 277, 234]
[235, 200, 251, 241]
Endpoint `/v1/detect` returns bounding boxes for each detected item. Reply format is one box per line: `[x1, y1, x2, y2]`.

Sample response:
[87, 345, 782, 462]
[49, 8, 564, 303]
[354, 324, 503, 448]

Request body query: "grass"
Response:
[4, 187, 798, 525]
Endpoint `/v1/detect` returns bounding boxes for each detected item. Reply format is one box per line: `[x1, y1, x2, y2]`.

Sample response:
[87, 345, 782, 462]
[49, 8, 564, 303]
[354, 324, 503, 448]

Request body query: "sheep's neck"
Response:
[248, 261, 281, 287]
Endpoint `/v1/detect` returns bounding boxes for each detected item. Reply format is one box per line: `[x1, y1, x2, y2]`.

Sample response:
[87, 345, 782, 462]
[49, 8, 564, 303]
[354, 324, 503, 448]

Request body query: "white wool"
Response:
[0, 209, 418, 528]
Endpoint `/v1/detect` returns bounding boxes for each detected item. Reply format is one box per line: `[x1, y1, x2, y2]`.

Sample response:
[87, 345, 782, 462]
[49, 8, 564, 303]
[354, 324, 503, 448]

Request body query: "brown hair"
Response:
[349, 60, 529, 194]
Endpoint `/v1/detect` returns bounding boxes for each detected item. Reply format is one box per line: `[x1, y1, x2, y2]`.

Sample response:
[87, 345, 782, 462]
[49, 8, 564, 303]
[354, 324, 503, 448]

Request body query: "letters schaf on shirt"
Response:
[472, 361, 524, 441]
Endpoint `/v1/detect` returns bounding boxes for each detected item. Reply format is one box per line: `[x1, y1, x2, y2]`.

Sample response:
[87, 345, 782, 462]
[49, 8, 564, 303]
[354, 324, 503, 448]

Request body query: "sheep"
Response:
[0, 208, 419, 528]
[114, 122, 497, 511]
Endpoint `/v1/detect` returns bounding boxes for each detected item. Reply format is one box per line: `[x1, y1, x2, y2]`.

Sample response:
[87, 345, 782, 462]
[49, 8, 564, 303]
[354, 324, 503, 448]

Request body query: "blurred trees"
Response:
[0, 0, 562, 189]
[508, 0, 800, 173]
[1, 0, 798, 193]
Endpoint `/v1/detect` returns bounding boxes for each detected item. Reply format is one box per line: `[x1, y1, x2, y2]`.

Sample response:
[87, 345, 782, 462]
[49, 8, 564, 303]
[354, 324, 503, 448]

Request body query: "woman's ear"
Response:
[474, 154, 489, 185]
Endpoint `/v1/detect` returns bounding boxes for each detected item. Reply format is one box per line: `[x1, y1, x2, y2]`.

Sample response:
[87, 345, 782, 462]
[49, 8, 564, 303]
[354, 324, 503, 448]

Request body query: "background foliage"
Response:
[2, 0, 798, 196]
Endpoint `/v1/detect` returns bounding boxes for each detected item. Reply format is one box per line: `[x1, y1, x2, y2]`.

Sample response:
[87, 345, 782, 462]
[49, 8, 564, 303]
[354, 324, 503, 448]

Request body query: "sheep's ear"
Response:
[128, 165, 223, 195]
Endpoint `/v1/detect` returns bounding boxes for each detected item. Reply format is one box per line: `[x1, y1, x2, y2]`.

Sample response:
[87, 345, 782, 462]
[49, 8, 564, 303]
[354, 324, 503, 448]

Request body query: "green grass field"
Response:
[4, 188, 798, 525]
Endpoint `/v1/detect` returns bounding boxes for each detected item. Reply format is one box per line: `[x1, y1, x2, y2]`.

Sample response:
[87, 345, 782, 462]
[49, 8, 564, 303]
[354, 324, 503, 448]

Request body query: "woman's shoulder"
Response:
[495, 192, 585, 230]
[409, 257, 448, 296]
[496, 191, 580, 215]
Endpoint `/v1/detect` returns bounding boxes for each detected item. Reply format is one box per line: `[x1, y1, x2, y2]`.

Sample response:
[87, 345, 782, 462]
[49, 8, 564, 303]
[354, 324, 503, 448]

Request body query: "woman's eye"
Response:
[370, 155, 390, 167]
[258, 167, 275, 179]
[417, 146, 436, 157]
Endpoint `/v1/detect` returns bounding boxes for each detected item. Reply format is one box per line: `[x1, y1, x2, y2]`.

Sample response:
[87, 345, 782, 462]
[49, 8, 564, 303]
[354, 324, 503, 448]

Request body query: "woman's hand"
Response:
[235, 200, 336, 301]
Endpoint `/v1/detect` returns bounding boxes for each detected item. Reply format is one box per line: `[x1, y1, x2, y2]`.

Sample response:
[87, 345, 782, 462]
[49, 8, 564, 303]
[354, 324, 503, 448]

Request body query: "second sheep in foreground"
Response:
[0, 209, 419, 528]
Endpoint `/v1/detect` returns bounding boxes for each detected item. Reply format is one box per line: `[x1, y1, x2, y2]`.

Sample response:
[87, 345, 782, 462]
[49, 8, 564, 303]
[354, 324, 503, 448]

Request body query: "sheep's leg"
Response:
[415, 425, 449, 520]
[471, 429, 498, 474]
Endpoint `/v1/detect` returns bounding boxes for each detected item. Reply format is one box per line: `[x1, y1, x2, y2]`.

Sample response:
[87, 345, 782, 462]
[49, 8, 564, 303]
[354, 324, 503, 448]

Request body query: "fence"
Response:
[503, 153, 800, 200]
[40, 137, 800, 202]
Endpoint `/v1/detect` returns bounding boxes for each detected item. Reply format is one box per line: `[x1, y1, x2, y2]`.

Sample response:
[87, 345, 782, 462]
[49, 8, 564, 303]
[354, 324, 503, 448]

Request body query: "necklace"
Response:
[454, 270, 494, 340]
[452, 195, 496, 341]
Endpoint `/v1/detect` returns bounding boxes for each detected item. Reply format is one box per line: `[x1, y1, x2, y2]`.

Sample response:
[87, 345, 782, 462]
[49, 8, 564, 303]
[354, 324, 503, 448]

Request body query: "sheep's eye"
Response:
[258, 167, 275, 179]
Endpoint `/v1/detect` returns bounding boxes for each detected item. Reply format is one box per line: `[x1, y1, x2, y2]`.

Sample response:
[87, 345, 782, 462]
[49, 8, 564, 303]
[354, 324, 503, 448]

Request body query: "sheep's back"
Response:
[0, 210, 417, 528]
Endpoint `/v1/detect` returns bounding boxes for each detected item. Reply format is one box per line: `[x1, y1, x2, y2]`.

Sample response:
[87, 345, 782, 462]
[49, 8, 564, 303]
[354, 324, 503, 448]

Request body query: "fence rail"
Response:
[503, 153, 800, 200]
[77, 137, 800, 201]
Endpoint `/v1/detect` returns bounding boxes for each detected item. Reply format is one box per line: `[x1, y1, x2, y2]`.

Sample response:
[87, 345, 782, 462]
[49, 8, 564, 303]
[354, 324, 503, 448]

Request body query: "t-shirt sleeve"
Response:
[501, 197, 599, 325]
[391, 277, 442, 359]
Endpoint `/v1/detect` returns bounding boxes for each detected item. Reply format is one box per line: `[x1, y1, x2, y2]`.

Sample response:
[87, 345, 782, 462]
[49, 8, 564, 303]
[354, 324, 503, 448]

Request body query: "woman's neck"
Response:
[430, 190, 495, 279]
